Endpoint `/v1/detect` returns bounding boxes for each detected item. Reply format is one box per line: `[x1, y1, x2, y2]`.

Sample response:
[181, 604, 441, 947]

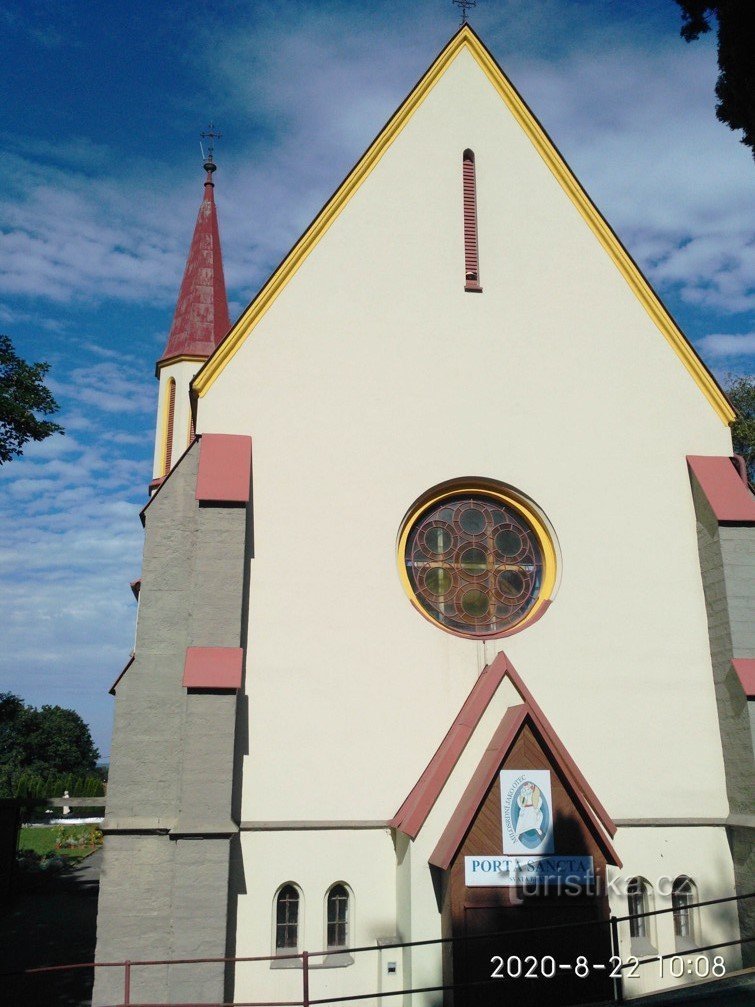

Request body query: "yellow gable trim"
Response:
[192, 26, 734, 426]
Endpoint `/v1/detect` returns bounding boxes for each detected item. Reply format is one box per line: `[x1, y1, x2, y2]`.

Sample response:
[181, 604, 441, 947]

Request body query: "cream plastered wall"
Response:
[151, 360, 199, 479]
[198, 47, 732, 828]
[606, 827, 741, 998]
[232, 829, 398, 1005]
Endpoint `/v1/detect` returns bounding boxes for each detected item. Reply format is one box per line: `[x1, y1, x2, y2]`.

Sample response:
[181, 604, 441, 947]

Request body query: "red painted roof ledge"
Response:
[196, 434, 252, 503]
[732, 659, 755, 698]
[687, 456, 755, 523]
[390, 651, 616, 842]
[428, 704, 622, 870]
[183, 646, 243, 690]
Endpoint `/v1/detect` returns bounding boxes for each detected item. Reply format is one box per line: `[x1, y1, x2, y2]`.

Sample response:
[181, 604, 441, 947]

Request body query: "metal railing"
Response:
[9, 890, 753, 1006]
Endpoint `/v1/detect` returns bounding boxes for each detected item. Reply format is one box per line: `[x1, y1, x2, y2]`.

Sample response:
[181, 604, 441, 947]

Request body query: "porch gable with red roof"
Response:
[390, 651, 617, 844]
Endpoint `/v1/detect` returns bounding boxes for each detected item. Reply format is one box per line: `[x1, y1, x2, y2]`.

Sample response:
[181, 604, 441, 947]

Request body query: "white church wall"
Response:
[197, 43, 732, 837]
[608, 826, 741, 998]
[232, 829, 397, 1005]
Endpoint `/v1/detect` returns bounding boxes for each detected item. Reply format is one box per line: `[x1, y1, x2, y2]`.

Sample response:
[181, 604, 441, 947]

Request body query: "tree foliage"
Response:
[725, 374, 755, 484]
[0, 693, 100, 797]
[675, 2, 755, 158]
[0, 334, 63, 464]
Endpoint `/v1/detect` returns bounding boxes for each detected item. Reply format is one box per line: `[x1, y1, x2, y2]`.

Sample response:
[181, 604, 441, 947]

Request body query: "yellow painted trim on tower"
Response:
[192, 26, 734, 425]
[155, 354, 206, 378]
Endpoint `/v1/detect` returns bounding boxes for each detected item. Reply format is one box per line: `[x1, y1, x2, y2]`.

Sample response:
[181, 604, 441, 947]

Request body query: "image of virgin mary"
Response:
[515, 781, 544, 840]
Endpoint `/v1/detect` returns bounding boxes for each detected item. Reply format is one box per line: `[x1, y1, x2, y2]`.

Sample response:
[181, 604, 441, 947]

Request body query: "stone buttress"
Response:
[688, 455, 755, 965]
[93, 434, 252, 1006]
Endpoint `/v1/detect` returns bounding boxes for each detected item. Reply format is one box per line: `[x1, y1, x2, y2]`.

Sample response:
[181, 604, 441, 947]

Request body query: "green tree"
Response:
[725, 374, 755, 484]
[0, 334, 63, 464]
[0, 693, 99, 797]
[675, 2, 755, 158]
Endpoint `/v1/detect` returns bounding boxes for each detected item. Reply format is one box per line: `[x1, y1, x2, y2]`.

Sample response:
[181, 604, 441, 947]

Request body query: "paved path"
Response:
[0, 850, 101, 1007]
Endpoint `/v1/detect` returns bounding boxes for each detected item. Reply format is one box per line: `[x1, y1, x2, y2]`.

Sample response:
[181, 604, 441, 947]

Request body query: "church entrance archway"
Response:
[439, 717, 615, 1007]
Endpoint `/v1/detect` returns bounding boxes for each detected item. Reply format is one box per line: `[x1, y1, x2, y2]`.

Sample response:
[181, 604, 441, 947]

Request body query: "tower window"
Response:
[275, 884, 300, 951]
[326, 884, 350, 950]
[462, 149, 481, 292]
[163, 378, 176, 476]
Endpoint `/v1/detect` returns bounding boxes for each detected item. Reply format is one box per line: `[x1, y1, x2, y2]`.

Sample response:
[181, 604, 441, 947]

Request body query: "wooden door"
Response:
[444, 723, 613, 1007]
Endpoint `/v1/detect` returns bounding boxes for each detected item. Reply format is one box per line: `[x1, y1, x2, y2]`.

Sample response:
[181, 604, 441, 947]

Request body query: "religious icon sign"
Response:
[500, 769, 554, 855]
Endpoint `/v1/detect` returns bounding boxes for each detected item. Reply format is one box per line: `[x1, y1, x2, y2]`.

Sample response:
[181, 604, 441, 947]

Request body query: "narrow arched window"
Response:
[672, 876, 696, 941]
[163, 378, 176, 475]
[326, 884, 349, 950]
[462, 149, 481, 292]
[188, 408, 195, 445]
[627, 877, 649, 939]
[275, 884, 300, 951]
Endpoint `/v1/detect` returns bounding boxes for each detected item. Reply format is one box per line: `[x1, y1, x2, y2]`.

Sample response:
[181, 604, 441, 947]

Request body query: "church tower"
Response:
[151, 149, 230, 489]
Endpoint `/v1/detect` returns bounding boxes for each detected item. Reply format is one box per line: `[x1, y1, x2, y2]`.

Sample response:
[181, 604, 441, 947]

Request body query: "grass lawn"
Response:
[19, 826, 99, 862]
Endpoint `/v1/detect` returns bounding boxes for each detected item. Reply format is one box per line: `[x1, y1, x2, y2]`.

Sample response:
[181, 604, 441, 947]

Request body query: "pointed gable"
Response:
[429, 703, 621, 869]
[192, 25, 733, 426]
[391, 652, 616, 842]
[159, 169, 231, 367]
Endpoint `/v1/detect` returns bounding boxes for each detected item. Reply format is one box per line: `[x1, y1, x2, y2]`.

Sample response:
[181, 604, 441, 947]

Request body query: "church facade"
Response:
[93, 27, 755, 1007]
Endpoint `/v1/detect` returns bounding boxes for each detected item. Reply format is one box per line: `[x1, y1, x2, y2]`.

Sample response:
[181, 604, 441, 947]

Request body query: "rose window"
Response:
[402, 493, 544, 637]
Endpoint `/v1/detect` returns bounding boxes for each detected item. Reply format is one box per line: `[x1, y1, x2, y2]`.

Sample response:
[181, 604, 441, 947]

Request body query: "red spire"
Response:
[158, 160, 231, 366]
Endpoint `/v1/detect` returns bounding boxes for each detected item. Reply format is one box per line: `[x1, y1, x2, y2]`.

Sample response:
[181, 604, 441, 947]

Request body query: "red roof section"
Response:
[687, 456, 755, 523]
[428, 704, 622, 870]
[390, 651, 617, 841]
[196, 434, 252, 503]
[183, 647, 243, 690]
[158, 169, 231, 365]
[732, 659, 755, 698]
[389, 660, 506, 836]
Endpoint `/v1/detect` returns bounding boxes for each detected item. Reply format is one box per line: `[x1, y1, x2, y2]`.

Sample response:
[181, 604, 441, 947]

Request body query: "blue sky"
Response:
[1, 0, 753, 758]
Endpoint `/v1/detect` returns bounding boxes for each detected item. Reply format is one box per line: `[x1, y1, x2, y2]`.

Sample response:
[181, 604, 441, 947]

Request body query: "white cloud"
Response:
[505, 44, 754, 317]
[0, 424, 146, 751]
[0, 151, 197, 305]
[0, 132, 113, 171]
[49, 359, 156, 415]
[0, 342, 156, 753]
[696, 332, 755, 358]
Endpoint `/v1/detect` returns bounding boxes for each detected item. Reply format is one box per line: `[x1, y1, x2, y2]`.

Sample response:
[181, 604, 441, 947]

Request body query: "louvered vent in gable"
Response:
[463, 149, 481, 292]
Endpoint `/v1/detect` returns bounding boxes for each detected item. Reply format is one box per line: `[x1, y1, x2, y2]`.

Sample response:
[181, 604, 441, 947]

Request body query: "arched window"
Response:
[672, 876, 696, 943]
[326, 883, 350, 950]
[462, 149, 481, 292]
[275, 884, 300, 952]
[163, 378, 176, 475]
[627, 877, 650, 939]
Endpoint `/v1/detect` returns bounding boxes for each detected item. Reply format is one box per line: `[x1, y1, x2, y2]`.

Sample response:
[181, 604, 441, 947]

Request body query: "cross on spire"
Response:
[200, 122, 222, 173]
[453, 0, 476, 25]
